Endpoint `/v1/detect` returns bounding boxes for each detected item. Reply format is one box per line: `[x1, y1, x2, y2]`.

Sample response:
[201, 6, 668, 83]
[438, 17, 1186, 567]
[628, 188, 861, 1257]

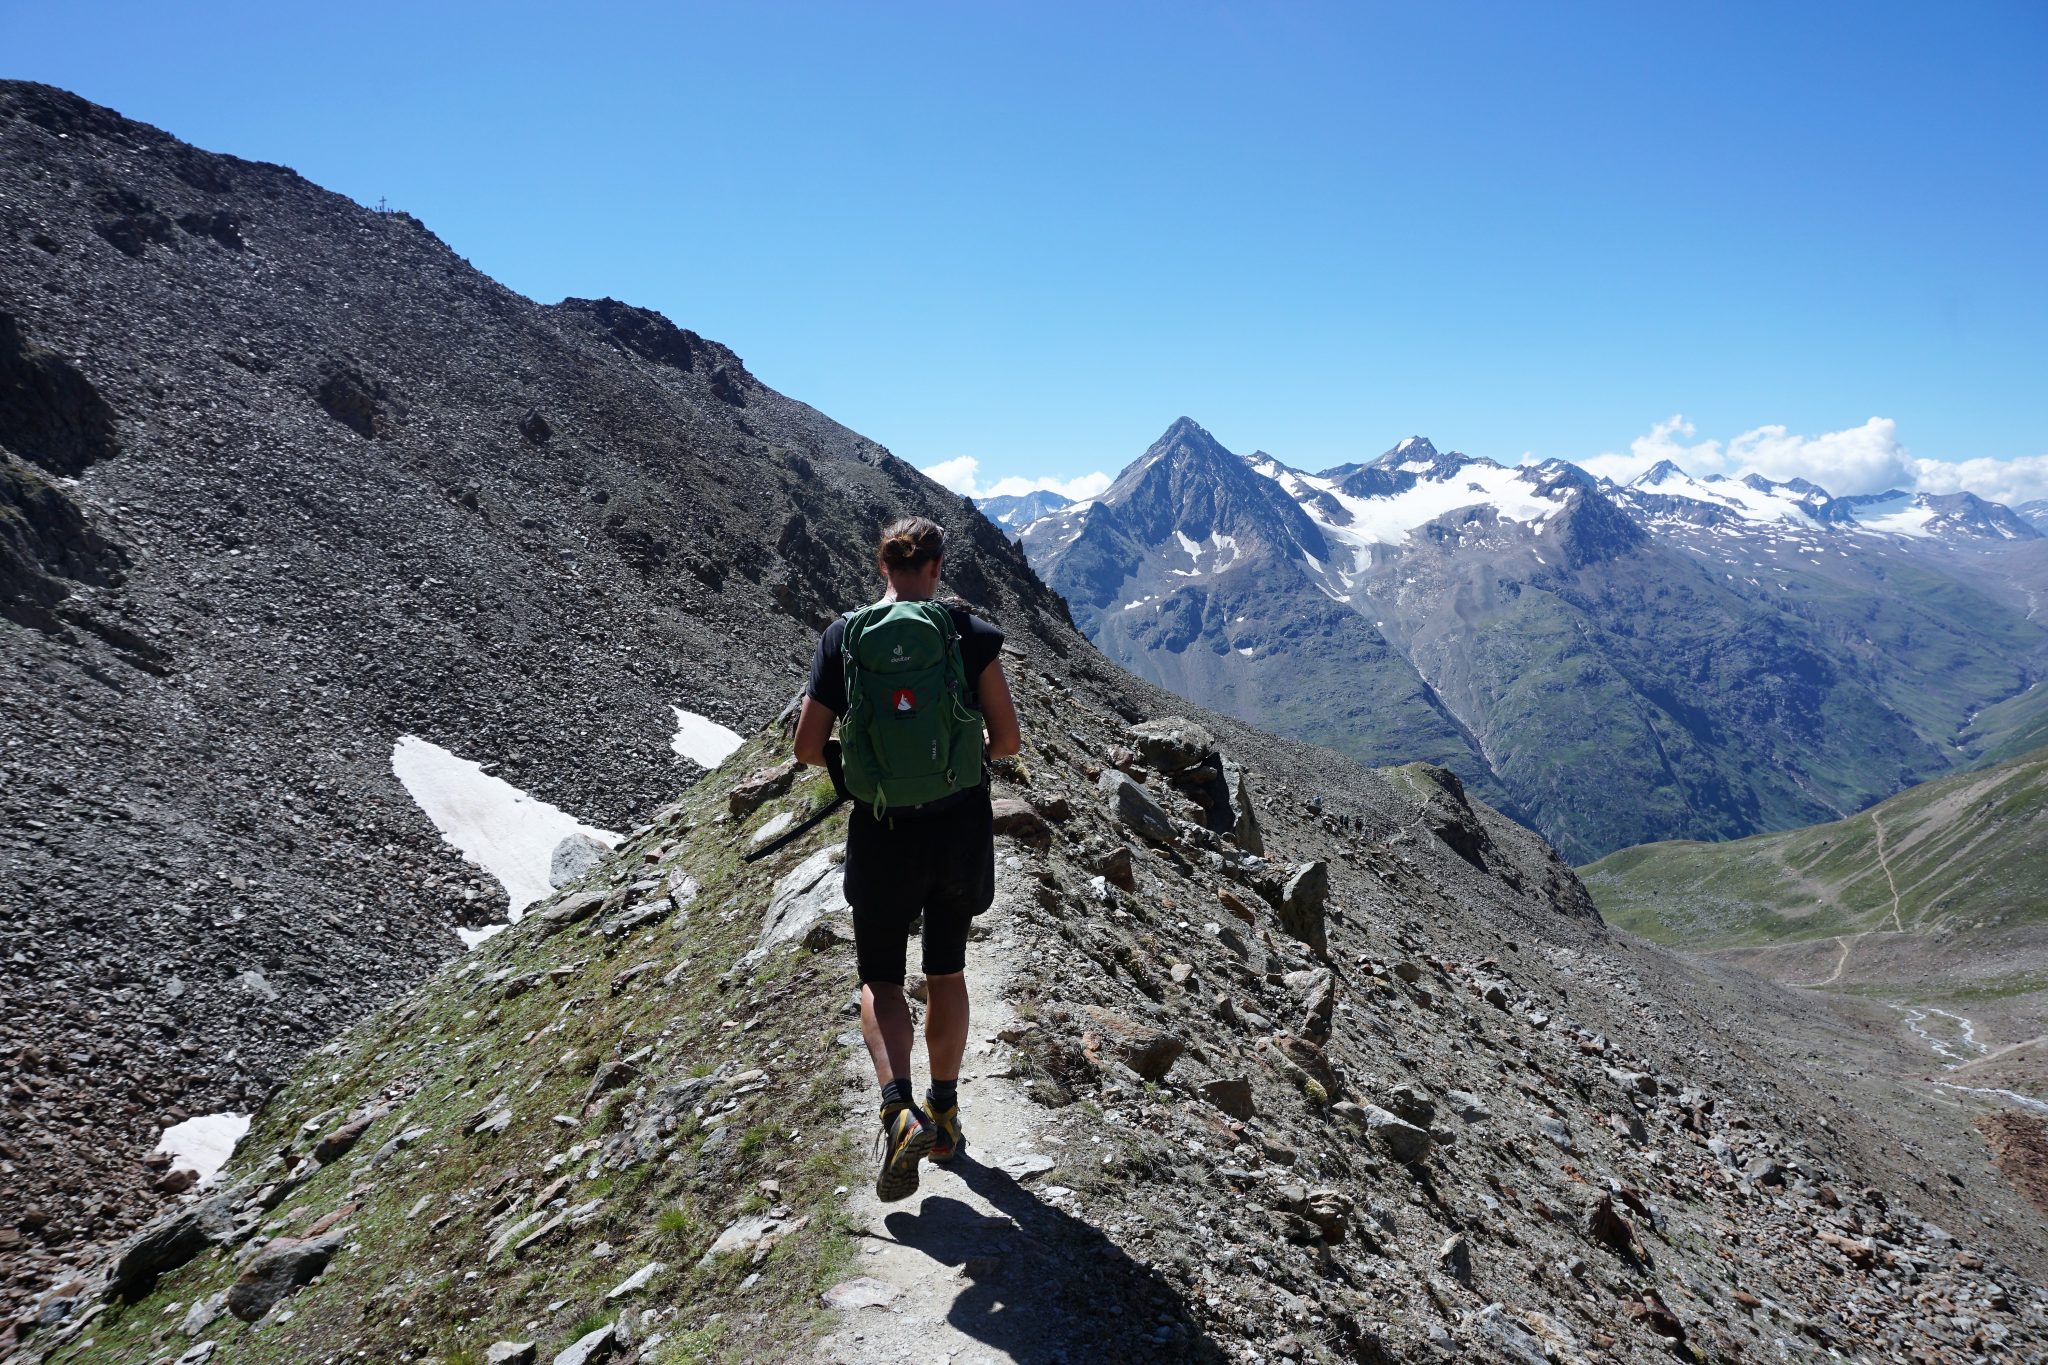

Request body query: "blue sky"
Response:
[7, 2, 2046, 500]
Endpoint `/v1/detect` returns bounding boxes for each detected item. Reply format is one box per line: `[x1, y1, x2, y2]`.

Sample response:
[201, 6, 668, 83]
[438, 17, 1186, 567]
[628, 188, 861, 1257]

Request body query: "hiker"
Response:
[792, 516, 1021, 1201]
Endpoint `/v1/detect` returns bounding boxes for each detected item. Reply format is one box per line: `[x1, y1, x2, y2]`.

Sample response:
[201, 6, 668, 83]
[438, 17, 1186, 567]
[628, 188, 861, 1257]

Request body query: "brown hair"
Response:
[878, 516, 945, 572]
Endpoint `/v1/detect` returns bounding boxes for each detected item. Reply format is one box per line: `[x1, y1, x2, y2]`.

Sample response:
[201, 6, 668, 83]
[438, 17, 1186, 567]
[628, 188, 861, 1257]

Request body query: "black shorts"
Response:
[843, 784, 995, 985]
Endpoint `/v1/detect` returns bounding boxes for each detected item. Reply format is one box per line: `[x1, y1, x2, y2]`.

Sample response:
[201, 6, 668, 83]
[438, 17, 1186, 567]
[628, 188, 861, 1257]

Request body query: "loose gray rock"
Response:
[740, 844, 849, 969]
[1199, 1076, 1256, 1121]
[1099, 770, 1174, 843]
[549, 832, 610, 888]
[1363, 1104, 1433, 1164]
[699, 1213, 806, 1266]
[1277, 861, 1329, 956]
[180, 1290, 227, 1336]
[552, 1324, 618, 1365]
[108, 1195, 238, 1300]
[1127, 717, 1216, 773]
[1228, 765, 1265, 854]
[1465, 1303, 1550, 1365]
[485, 1344, 537, 1365]
[1439, 1234, 1473, 1285]
[605, 1260, 665, 1300]
[226, 1229, 345, 1321]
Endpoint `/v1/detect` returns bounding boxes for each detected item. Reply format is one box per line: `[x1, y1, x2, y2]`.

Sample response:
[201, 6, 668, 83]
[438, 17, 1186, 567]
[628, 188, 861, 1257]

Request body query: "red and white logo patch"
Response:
[892, 688, 916, 713]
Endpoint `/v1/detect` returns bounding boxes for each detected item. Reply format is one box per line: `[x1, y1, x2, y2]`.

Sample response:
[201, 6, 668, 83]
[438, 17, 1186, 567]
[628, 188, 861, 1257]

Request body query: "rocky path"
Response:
[814, 878, 1169, 1365]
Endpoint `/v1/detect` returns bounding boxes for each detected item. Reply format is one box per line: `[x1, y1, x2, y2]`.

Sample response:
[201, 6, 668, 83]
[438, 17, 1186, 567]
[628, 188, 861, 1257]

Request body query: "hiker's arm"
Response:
[793, 696, 835, 767]
[979, 660, 1022, 759]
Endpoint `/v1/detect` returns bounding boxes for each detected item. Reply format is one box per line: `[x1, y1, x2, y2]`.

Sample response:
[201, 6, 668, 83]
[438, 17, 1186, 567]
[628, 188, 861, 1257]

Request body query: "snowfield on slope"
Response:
[153, 1111, 250, 1184]
[670, 706, 746, 767]
[391, 736, 621, 928]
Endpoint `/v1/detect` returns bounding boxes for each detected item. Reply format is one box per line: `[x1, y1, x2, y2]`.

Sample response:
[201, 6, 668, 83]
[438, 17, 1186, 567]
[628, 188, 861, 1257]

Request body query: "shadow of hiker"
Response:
[878, 1153, 1228, 1362]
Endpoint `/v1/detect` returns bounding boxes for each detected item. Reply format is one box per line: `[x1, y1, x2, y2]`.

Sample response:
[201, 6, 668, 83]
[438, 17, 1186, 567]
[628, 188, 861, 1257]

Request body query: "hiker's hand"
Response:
[823, 739, 850, 800]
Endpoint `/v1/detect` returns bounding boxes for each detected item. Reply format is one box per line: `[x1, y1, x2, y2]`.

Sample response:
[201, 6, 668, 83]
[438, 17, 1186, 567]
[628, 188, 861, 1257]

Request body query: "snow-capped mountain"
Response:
[1019, 418, 2048, 860]
[977, 487, 1074, 529]
[1613, 460, 2040, 542]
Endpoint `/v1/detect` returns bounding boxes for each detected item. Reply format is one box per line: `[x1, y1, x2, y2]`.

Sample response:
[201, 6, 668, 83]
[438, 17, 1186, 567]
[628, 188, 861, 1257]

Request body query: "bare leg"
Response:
[860, 982, 915, 1091]
[924, 971, 969, 1083]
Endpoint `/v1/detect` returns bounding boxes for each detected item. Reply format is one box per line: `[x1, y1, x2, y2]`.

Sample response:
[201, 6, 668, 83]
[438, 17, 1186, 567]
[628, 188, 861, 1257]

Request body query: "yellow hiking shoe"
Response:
[926, 1092, 964, 1163]
[874, 1102, 936, 1202]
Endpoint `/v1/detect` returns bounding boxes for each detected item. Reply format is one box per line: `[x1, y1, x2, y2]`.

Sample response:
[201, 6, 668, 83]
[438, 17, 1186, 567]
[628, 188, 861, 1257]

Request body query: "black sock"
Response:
[880, 1078, 914, 1111]
[930, 1079, 958, 1110]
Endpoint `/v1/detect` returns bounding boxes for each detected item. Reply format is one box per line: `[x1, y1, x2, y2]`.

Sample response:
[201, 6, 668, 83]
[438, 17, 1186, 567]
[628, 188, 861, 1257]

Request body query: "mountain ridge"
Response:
[0, 75, 1080, 1315]
[1019, 419, 2048, 860]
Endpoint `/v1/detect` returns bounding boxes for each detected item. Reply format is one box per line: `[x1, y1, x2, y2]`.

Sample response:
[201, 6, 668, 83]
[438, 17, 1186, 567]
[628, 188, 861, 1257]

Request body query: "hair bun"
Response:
[878, 516, 945, 571]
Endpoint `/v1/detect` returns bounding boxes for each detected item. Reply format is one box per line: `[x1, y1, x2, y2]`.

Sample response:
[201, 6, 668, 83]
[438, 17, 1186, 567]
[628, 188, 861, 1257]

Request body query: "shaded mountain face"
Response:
[0, 79, 1079, 1298]
[977, 487, 1071, 528]
[1022, 420, 2048, 861]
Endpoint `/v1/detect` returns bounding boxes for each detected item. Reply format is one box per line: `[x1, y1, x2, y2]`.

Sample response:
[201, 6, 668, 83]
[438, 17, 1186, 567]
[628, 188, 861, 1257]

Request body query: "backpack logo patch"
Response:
[892, 688, 916, 713]
[890, 644, 907, 660]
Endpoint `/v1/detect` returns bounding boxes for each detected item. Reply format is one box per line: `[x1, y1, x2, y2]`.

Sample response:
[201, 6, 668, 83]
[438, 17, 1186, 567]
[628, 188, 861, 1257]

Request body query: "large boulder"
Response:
[990, 798, 1051, 847]
[1098, 770, 1174, 843]
[549, 833, 609, 888]
[106, 1194, 239, 1300]
[1361, 1105, 1433, 1164]
[727, 760, 798, 818]
[312, 1112, 375, 1163]
[1127, 718, 1216, 774]
[1228, 765, 1265, 854]
[1277, 861, 1329, 956]
[227, 1229, 345, 1321]
[738, 844, 848, 969]
[1283, 968, 1337, 1042]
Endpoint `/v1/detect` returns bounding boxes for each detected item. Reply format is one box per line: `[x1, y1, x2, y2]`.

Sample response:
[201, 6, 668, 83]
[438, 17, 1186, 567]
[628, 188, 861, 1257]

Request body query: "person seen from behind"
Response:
[792, 516, 1021, 1201]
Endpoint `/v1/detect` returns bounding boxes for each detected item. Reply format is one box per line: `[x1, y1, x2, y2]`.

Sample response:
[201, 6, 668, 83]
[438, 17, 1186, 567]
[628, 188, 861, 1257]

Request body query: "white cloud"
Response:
[1569, 415, 2048, 504]
[921, 455, 982, 492]
[1909, 455, 2048, 507]
[919, 454, 1111, 503]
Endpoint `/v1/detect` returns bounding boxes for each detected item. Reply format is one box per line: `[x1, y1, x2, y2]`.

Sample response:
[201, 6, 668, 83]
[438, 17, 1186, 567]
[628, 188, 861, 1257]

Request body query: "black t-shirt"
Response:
[806, 603, 1004, 717]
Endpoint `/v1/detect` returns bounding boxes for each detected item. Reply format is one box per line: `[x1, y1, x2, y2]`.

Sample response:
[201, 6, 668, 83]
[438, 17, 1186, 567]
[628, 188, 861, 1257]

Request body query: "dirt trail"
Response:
[1794, 932, 1858, 988]
[815, 877, 1183, 1364]
[1871, 810, 1906, 933]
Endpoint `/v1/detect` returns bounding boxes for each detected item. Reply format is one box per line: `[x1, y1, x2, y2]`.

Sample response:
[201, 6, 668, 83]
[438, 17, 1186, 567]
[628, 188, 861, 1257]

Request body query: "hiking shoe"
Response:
[874, 1103, 936, 1202]
[926, 1092, 964, 1163]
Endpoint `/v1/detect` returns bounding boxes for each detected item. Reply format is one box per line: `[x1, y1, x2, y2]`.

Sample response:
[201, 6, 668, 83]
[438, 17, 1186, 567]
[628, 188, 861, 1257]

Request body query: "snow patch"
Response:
[155, 1112, 250, 1184]
[1850, 495, 1937, 539]
[392, 736, 621, 920]
[671, 707, 745, 768]
[1265, 460, 1569, 554]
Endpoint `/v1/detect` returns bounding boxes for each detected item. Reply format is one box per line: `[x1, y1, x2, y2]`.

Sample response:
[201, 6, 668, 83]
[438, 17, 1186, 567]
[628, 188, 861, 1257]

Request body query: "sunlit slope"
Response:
[1581, 743, 2048, 952]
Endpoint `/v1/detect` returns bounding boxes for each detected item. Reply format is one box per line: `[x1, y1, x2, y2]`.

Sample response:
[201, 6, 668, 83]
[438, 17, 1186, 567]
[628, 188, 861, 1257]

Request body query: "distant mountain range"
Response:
[1016, 418, 2048, 860]
[980, 487, 1073, 528]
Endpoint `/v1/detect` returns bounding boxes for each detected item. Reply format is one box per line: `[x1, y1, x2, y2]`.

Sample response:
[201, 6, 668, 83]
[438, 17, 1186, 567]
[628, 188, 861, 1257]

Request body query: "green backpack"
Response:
[838, 600, 985, 815]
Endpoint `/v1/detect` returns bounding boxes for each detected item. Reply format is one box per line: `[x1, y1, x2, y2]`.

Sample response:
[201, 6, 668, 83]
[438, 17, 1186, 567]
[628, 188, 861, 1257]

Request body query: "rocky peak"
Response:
[1536, 483, 1647, 569]
[1630, 458, 1687, 488]
[1103, 418, 1329, 559]
[1916, 490, 2043, 540]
